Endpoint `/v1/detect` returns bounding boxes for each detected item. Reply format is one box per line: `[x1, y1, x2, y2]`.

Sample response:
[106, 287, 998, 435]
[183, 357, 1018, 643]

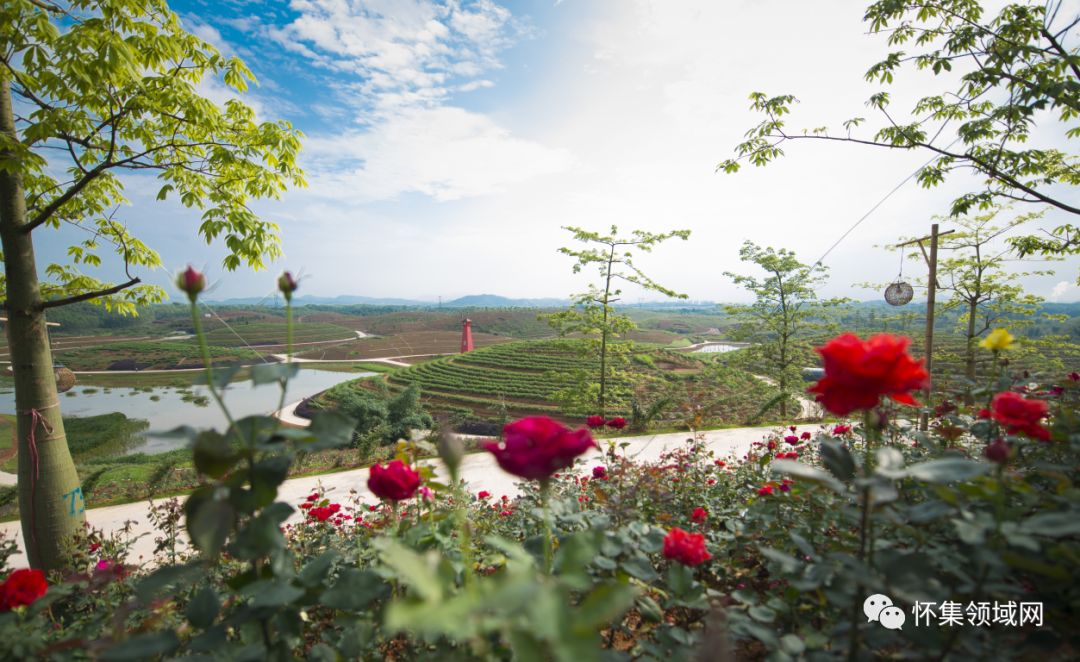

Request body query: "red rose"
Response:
[592, 466, 607, 479]
[831, 424, 851, 435]
[176, 265, 206, 301]
[714, 460, 726, 468]
[789, 426, 797, 432]
[808, 333, 929, 416]
[0, 569, 47, 611]
[1069, 372, 1080, 382]
[662, 527, 712, 567]
[783, 435, 798, 445]
[306, 493, 319, 502]
[757, 485, 775, 496]
[478, 490, 491, 499]
[767, 440, 777, 450]
[277, 271, 299, 300]
[800, 431, 811, 440]
[299, 502, 313, 510]
[586, 415, 605, 429]
[691, 507, 708, 524]
[605, 417, 627, 430]
[367, 460, 422, 501]
[984, 439, 1010, 464]
[990, 392, 1051, 441]
[310, 506, 334, 522]
[482, 416, 597, 481]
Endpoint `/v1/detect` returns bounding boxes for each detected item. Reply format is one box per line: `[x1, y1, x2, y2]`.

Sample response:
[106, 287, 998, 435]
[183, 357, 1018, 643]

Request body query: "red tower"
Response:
[460, 318, 474, 353]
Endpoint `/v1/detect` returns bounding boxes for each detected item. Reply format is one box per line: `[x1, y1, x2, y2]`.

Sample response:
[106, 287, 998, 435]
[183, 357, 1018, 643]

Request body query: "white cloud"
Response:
[301, 106, 574, 202]
[1049, 280, 1077, 302]
[273, 0, 523, 115]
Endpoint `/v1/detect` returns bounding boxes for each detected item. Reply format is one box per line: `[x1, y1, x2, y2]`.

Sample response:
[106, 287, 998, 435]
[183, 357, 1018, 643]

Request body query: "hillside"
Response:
[316, 338, 778, 431]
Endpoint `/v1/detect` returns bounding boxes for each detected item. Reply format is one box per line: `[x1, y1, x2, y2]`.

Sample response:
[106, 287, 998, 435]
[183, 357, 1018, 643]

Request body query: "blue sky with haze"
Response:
[38, 0, 1080, 304]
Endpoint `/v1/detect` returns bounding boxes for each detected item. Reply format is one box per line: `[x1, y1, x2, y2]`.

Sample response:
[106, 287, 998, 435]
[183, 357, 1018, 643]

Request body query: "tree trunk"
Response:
[965, 299, 978, 383]
[0, 80, 85, 571]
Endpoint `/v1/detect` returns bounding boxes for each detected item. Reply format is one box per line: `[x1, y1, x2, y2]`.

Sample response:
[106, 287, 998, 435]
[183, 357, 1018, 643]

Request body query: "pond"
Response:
[692, 343, 743, 354]
[0, 368, 371, 455]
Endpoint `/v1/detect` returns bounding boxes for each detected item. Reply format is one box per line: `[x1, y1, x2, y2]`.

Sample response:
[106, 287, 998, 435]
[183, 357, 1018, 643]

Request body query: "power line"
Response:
[810, 136, 962, 271]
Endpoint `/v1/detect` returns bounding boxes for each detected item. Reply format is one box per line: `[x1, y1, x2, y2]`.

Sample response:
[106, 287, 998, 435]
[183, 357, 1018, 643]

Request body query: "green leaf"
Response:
[321, 569, 390, 611]
[1002, 552, 1071, 580]
[780, 633, 806, 655]
[186, 587, 220, 629]
[299, 550, 341, 588]
[666, 563, 694, 596]
[906, 458, 989, 483]
[749, 605, 776, 623]
[242, 578, 305, 608]
[250, 456, 292, 507]
[251, 362, 300, 385]
[193, 430, 239, 479]
[771, 460, 844, 492]
[574, 581, 639, 631]
[820, 440, 855, 481]
[185, 488, 235, 557]
[620, 554, 659, 582]
[135, 562, 203, 603]
[1021, 511, 1080, 537]
[101, 632, 180, 661]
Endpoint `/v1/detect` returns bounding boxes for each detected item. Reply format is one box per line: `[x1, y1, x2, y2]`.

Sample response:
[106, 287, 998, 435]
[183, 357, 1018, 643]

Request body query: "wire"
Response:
[809, 136, 962, 272]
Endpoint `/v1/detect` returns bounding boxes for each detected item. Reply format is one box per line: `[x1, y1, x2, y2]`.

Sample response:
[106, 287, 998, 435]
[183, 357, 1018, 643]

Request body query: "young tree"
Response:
[720, 1, 1079, 228]
[547, 225, 690, 416]
[920, 208, 1056, 385]
[0, 0, 303, 570]
[724, 241, 841, 419]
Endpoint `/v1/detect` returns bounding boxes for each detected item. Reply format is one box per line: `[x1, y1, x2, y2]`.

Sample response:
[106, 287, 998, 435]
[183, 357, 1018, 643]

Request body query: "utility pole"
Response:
[893, 223, 954, 431]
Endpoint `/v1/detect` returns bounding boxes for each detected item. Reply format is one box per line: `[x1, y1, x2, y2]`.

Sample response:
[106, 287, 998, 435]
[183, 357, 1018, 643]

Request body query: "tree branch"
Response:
[39, 277, 140, 310]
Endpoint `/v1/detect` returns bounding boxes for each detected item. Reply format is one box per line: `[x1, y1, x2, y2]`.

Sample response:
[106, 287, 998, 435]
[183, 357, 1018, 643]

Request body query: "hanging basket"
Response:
[884, 281, 914, 306]
[54, 366, 76, 393]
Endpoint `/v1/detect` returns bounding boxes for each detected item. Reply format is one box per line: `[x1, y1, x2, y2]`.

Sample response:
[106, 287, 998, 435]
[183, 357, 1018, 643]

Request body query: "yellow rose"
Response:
[979, 328, 1014, 351]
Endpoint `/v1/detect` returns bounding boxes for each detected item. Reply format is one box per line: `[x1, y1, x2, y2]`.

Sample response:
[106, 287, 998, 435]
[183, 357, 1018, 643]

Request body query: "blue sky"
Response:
[38, 0, 1080, 304]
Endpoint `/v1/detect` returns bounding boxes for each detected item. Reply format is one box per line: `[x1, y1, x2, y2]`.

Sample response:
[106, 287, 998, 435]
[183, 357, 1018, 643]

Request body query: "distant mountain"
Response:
[443, 294, 570, 308]
[209, 294, 430, 306]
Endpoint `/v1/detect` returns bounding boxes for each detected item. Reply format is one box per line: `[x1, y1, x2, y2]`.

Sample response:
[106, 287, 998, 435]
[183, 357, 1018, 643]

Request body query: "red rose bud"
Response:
[662, 527, 712, 566]
[990, 392, 1051, 441]
[586, 415, 605, 429]
[367, 460, 422, 501]
[482, 416, 597, 481]
[984, 439, 1010, 464]
[831, 424, 851, 435]
[592, 465, 607, 479]
[605, 417, 627, 430]
[0, 569, 48, 611]
[176, 266, 206, 301]
[277, 271, 299, 300]
[691, 507, 708, 524]
[808, 333, 929, 416]
[478, 490, 491, 499]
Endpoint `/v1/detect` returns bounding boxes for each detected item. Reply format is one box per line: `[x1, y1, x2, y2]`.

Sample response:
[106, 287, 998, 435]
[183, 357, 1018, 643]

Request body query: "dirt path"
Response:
[0, 426, 785, 568]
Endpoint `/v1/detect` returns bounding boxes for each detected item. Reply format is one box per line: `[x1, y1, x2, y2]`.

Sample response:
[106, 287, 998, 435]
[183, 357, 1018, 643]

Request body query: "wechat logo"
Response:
[864, 594, 906, 630]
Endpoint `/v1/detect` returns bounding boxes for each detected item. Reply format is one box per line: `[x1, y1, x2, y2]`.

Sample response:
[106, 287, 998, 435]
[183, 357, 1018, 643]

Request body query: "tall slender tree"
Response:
[724, 241, 842, 419]
[0, 0, 303, 570]
[548, 225, 690, 416]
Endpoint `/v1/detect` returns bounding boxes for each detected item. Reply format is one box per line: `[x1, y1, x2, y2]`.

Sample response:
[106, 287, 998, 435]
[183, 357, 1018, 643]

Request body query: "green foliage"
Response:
[1, 0, 305, 312]
[720, 0, 1080, 234]
[549, 225, 691, 415]
[724, 241, 843, 418]
[322, 380, 433, 455]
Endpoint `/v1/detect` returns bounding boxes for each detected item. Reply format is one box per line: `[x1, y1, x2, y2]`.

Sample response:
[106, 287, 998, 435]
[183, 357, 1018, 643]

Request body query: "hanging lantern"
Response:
[54, 366, 76, 393]
[884, 281, 914, 306]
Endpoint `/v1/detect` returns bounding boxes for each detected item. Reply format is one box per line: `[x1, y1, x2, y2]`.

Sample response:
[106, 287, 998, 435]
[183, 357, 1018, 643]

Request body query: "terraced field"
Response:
[195, 321, 355, 347]
[317, 339, 775, 429]
[292, 331, 511, 361]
